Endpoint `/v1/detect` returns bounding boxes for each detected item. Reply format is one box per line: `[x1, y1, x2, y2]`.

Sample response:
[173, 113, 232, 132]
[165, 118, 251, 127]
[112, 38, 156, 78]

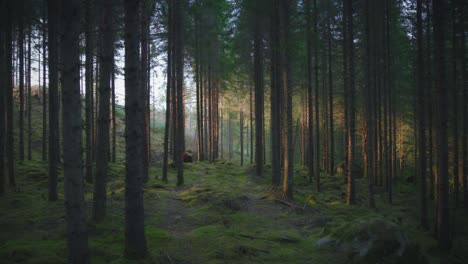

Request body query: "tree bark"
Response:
[124, 0, 147, 258]
[417, 0, 428, 227]
[433, 0, 451, 250]
[61, 0, 89, 261]
[93, 0, 114, 222]
[254, 1, 264, 177]
[48, 0, 59, 201]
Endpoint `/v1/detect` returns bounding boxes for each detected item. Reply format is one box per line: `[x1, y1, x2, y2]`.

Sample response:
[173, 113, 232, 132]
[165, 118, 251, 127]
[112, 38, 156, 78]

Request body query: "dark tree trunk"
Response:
[5, 0, 15, 189]
[48, 0, 59, 201]
[254, 1, 264, 177]
[61, 0, 89, 261]
[18, 19, 25, 162]
[93, 0, 114, 222]
[111, 58, 116, 163]
[271, 0, 281, 187]
[240, 106, 244, 166]
[162, 0, 173, 182]
[460, 0, 468, 212]
[433, 0, 451, 250]
[27, 27, 32, 161]
[141, 0, 150, 183]
[174, 0, 185, 186]
[305, 0, 314, 185]
[364, 0, 375, 208]
[124, 0, 147, 258]
[345, 0, 356, 204]
[327, 2, 334, 176]
[417, 0, 428, 228]
[0, 1, 6, 194]
[42, 1, 47, 162]
[313, 0, 320, 192]
[85, 0, 94, 183]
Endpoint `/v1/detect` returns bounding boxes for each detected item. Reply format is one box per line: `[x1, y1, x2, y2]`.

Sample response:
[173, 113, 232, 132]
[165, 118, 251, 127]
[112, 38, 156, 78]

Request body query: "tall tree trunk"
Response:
[279, 0, 293, 199]
[0, 1, 6, 194]
[5, 0, 15, 189]
[433, 0, 450, 250]
[451, 1, 459, 206]
[48, 0, 59, 201]
[111, 58, 116, 163]
[93, 0, 114, 222]
[345, 0, 356, 204]
[124, 0, 147, 258]
[313, 0, 320, 192]
[141, 0, 149, 183]
[240, 105, 244, 166]
[327, 2, 334, 176]
[174, 0, 185, 186]
[27, 28, 32, 161]
[61, 0, 89, 261]
[18, 18, 25, 162]
[364, 0, 375, 208]
[85, 0, 94, 183]
[162, 0, 173, 182]
[305, 0, 314, 185]
[417, 0, 428, 228]
[254, 1, 264, 177]
[271, 0, 281, 187]
[42, 2, 47, 162]
[460, 0, 468, 212]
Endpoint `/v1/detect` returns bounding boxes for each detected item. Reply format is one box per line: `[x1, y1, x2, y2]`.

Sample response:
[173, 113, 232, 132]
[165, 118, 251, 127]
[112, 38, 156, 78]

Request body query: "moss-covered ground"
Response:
[1, 94, 468, 263]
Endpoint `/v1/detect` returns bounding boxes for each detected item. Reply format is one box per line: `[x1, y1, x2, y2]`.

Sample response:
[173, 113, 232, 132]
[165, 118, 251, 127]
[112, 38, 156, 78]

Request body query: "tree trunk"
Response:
[61, 0, 89, 261]
[433, 0, 450, 250]
[42, 1, 47, 162]
[417, 0, 428, 228]
[0, 2, 6, 194]
[254, 2, 264, 177]
[174, 0, 185, 186]
[18, 18, 25, 162]
[141, 0, 150, 183]
[85, 0, 94, 183]
[313, 0, 321, 192]
[48, 0, 59, 201]
[162, 0, 173, 182]
[270, 1, 281, 187]
[27, 27, 32, 161]
[124, 0, 147, 258]
[93, 0, 114, 222]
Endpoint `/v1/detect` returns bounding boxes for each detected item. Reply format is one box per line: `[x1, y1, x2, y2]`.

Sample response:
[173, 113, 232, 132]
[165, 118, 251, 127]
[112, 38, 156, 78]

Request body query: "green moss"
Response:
[0, 239, 65, 264]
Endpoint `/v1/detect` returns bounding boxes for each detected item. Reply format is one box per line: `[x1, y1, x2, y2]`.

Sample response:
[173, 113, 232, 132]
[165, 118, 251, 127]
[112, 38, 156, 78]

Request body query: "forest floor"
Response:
[1, 160, 468, 264]
[1, 96, 468, 263]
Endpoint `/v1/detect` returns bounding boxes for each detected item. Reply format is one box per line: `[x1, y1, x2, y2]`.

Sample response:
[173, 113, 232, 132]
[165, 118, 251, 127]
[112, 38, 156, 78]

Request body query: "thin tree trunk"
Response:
[42, 2, 47, 162]
[27, 27, 32, 161]
[18, 19, 25, 162]
[48, 0, 59, 201]
[313, 0, 320, 192]
[0, 1, 6, 194]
